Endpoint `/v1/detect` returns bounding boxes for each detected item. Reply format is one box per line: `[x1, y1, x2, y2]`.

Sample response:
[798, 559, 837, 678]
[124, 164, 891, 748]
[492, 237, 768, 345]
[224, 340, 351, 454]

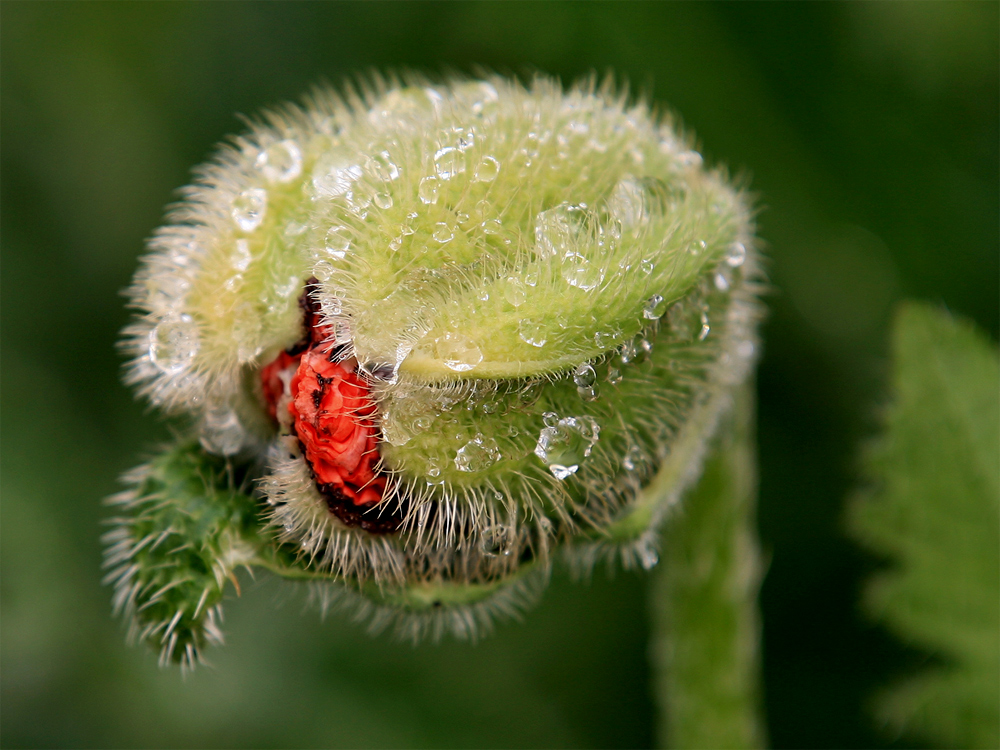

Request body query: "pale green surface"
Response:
[652, 384, 766, 749]
[850, 302, 1000, 748]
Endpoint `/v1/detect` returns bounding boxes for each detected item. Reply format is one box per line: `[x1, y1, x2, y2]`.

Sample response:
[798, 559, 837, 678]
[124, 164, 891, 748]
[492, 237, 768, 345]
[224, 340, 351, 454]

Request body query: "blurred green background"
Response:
[2, 2, 996, 748]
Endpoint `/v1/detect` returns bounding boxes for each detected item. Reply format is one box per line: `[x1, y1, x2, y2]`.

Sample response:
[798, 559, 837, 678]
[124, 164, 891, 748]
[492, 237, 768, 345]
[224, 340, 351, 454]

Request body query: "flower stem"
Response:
[651, 383, 767, 749]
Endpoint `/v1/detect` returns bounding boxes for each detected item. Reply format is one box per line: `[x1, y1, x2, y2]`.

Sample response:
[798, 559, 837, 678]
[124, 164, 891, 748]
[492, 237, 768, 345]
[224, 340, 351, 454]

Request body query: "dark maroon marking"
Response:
[296, 439, 404, 535]
[319, 483, 405, 535]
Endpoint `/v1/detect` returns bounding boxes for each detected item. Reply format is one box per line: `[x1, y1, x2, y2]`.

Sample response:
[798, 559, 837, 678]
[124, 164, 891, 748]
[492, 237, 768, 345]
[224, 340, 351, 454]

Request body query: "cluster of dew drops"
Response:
[138, 82, 751, 477]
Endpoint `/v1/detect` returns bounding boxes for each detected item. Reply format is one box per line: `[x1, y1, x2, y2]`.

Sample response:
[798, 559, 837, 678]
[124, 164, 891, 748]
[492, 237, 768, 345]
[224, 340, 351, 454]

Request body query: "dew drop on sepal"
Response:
[561, 253, 605, 291]
[518, 319, 547, 348]
[149, 313, 199, 373]
[231, 188, 267, 232]
[369, 150, 400, 181]
[231, 239, 252, 271]
[199, 407, 246, 456]
[643, 294, 666, 319]
[505, 277, 527, 307]
[698, 311, 711, 341]
[534, 203, 587, 257]
[607, 175, 649, 230]
[474, 155, 500, 182]
[434, 332, 483, 372]
[534, 415, 601, 480]
[324, 226, 350, 259]
[572, 363, 597, 387]
[434, 147, 465, 180]
[638, 544, 659, 570]
[432, 223, 455, 243]
[311, 156, 362, 198]
[418, 176, 440, 204]
[256, 140, 302, 183]
[454, 434, 501, 472]
[594, 328, 622, 349]
[726, 241, 747, 267]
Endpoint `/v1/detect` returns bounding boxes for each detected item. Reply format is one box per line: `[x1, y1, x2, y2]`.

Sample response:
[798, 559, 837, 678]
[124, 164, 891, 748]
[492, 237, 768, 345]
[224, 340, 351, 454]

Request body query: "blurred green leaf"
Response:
[851, 302, 999, 748]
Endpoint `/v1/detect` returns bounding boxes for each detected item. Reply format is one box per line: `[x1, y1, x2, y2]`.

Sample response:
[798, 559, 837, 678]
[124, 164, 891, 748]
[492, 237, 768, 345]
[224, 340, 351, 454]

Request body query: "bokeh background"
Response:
[2, 2, 997, 748]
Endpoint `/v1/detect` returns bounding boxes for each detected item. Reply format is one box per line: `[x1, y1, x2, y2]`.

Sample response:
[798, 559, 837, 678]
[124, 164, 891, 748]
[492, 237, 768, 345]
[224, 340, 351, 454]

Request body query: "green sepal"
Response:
[103, 440, 270, 667]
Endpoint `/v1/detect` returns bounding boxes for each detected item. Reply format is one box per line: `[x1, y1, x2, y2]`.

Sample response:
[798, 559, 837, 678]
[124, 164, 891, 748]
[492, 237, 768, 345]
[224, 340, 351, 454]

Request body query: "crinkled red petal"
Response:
[289, 348, 384, 507]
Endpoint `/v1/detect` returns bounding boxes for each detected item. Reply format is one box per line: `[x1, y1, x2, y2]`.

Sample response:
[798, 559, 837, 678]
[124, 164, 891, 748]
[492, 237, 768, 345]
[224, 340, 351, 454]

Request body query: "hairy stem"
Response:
[651, 383, 766, 749]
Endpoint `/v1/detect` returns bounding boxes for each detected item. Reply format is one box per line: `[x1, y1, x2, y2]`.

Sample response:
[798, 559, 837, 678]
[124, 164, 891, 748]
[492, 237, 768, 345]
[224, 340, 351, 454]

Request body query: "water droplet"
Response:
[698, 311, 711, 341]
[199, 407, 245, 456]
[312, 156, 363, 198]
[504, 277, 527, 307]
[370, 150, 401, 181]
[607, 176, 648, 230]
[644, 294, 666, 319]
[467, 81, 499, 114]
[380, 417, 410, 447]
[668, 302, 697, 341]
[534, 415, 600, 480]
[561, 253, 605, 291]
[432, 223, 454, 243]
[622, 444, 642, 471]
[518, 381, 544, 407]
[256, 140, 302, 183]
[454, 434, 501, 472]
[374, 192, 393, 209]
[726, 241, 747, 267]
[425, 459, 444, 485]
[480, 525, 509, 557]
[637, 336, 653, 359]
[618, 339, 637, 364]
[231, 188, 267, 232]
[606, 366, 623, 385]
[474, 155, 500, 182]
[482, 218, 502, 235]
[594, 328, 622, 349]
[274, 274, 302, 301]
[714, 271, 730, 292]
[231, 239, 252, 271]
[577, 385, 599, 402]
[418, 176, 440, 204]
[573, 363, 597, 387]
[145, 273, 191, 314]
[324, 226, 350, 259]
[368, 88, 437, 128]
[518, 319, 547, 348]
[676, 150, 703, 169]
[639, 544, 659, 570]
[689, 239, 707, 256]
[149, 314, 199, 373]
[283, 221, 308, 240]
[435, 332, 483, 372]
[640, 258, 655, 275]
[534, 203, 587, 257]
[434, 147, 465, 180]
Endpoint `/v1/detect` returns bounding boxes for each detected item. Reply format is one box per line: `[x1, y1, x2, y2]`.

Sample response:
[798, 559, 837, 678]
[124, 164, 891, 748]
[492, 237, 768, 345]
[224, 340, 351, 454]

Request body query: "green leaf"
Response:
[850, 302, 999, 748]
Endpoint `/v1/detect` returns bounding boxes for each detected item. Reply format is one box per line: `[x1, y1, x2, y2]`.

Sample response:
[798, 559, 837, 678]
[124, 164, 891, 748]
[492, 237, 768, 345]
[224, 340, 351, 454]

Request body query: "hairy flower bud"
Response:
[110, 74, 761, 661]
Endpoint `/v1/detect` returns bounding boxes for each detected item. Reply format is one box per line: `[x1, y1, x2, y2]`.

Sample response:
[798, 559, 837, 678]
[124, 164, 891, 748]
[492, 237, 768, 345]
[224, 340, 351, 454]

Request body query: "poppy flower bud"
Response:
[111, 74, 761, 660]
